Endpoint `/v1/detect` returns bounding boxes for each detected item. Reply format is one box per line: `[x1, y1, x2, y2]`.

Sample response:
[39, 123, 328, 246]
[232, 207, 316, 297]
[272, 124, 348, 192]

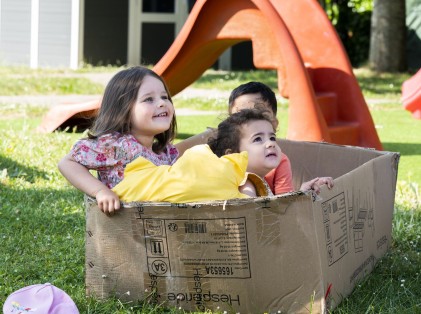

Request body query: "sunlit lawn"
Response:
[0, 66, 420, 313]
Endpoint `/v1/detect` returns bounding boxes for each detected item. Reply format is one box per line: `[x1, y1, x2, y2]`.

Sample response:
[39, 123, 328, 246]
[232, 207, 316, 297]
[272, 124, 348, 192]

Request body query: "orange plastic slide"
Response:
[38, 0, 382, 150]
[37, 99, 100, 133]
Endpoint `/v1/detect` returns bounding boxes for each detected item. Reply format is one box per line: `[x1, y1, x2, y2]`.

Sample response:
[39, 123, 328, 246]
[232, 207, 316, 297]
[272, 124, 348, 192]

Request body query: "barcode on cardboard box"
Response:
[184, 222, 207, 233]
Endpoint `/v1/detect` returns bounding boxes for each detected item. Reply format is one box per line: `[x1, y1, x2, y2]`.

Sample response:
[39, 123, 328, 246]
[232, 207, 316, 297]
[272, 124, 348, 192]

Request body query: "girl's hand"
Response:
[95, 189, 121, 215]
[300, 177, 334, 194]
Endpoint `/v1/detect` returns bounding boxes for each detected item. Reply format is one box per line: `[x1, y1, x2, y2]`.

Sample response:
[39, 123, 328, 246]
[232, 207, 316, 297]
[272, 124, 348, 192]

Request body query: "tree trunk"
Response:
[369, 0, 406, 72]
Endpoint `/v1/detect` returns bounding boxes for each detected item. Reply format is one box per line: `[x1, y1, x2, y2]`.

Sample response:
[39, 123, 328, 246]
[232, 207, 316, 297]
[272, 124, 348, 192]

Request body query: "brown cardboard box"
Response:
[85, 140, 399, 313]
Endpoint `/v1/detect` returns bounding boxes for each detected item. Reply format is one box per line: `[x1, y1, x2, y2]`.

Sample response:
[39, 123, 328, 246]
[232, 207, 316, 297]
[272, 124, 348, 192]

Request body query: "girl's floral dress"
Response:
[71, 132, 178, 188]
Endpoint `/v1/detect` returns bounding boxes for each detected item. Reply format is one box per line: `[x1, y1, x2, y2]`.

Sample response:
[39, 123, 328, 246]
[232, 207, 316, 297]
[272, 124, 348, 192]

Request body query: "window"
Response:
[142, 0, 175, 13]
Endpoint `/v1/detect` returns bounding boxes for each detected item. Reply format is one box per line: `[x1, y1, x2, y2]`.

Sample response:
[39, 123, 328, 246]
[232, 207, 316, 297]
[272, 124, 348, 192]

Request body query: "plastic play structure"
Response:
[402, 69, 421, 119]
[38, 0, 383, 150]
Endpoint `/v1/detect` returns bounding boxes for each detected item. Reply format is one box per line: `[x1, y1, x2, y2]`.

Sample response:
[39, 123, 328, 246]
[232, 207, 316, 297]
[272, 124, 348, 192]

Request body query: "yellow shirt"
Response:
[113, 144, 252, 203]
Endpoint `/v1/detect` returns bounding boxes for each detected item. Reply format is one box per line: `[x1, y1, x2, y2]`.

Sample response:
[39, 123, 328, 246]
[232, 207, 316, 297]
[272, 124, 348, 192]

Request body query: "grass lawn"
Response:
[0, 67, 420, 313]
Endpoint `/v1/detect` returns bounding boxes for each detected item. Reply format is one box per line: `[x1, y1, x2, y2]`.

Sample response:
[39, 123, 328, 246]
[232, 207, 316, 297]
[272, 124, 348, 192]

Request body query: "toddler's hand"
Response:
[95, 189, 121, 215]
[300, 177, 334, 194]
[315, 177, 334, 190]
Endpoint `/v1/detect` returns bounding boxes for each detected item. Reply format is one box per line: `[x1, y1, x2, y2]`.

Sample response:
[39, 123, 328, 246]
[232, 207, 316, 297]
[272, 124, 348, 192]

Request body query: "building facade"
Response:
[0, 0, 254, 70]
[0, 0, 81, 68]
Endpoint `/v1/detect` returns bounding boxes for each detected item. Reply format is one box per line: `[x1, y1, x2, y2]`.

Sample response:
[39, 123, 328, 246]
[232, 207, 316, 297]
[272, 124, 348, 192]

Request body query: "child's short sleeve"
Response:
[165, 144, 179, 165]
[264, 153, 294, 194]
[70, 133, 178, 189]
[71, 134, 134, 170]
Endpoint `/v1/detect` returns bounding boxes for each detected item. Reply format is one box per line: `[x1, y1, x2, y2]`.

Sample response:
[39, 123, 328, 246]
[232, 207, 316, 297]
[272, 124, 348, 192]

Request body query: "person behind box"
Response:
[228, 81, 333, 194]
[112, 109, 277, 202]
[58, 66, 178, 215]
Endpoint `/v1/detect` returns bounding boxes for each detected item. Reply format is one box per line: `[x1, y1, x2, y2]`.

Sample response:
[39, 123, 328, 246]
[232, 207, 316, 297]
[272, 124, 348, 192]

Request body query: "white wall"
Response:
[0, 0, 32, 65]
[0, 0, 82, 68]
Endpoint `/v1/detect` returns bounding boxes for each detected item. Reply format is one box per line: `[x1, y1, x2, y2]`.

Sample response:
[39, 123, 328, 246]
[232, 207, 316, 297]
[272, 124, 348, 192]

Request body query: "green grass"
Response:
[0, 67, 420, 313]
[0, 77, 104, 95]
[189, 68, 411, 100]
[354, 68, 411, 100]
[191, 69, 279, 91]
[370, 103, 421, 185]
[0, 66, 109, 95]
[175, 97, 229, 112]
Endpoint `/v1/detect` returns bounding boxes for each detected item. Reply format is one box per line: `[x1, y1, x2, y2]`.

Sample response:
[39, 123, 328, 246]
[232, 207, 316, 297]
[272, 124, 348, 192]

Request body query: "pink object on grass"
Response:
[3, 283, 79, 314]
[402, 69, 421, 119]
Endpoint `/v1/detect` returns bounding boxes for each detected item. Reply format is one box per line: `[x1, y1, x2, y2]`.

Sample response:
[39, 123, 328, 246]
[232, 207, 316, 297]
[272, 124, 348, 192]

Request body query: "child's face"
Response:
[130, 75, 174, 143]
[231, 93, 272, 114]
[239, 120, 282, 178]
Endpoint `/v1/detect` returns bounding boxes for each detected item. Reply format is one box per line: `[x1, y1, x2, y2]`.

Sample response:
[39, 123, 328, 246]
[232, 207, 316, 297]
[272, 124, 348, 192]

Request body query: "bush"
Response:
[322, 0, 372, 67]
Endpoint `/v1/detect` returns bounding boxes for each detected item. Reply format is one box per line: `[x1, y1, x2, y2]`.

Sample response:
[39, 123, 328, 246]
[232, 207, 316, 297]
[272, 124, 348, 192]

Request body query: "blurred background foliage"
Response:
[320, 0, 373, 67]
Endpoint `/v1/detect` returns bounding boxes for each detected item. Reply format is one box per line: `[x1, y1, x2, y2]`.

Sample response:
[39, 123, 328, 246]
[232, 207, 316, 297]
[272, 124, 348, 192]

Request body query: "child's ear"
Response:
[224, 148, 233, 155]
[273, 118, 279, 129]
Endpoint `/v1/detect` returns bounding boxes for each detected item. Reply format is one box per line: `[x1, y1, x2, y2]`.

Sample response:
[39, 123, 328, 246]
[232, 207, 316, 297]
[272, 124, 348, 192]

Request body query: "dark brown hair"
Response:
[228, 81, 278, 115]
[88, 66, 177, 153]
[208, 108, 277, 157]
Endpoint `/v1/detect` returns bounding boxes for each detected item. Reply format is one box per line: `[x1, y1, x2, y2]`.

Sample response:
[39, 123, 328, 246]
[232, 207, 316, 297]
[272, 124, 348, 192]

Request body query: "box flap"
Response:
[278, 139, 386, 189]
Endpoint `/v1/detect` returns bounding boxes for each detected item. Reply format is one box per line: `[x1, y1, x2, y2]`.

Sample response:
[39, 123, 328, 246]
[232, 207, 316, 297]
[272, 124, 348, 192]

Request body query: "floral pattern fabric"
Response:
[71, 132, 178, 188]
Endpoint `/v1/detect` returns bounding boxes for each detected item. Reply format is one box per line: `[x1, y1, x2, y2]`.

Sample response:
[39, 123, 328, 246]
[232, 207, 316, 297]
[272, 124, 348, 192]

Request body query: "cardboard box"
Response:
[85, 140, 399, 313]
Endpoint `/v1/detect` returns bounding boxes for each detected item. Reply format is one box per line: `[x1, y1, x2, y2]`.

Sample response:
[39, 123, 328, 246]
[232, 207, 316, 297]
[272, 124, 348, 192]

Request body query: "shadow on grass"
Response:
[0, 154, 49, 183]
[1, 185, 84, 219]
[357, 73, 410, 96]
[382, 142, 421, 156]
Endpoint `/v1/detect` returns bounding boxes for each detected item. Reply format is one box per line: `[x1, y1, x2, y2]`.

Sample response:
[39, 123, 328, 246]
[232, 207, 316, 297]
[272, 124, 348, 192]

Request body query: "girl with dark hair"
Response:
[58, 66, 178, 215]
